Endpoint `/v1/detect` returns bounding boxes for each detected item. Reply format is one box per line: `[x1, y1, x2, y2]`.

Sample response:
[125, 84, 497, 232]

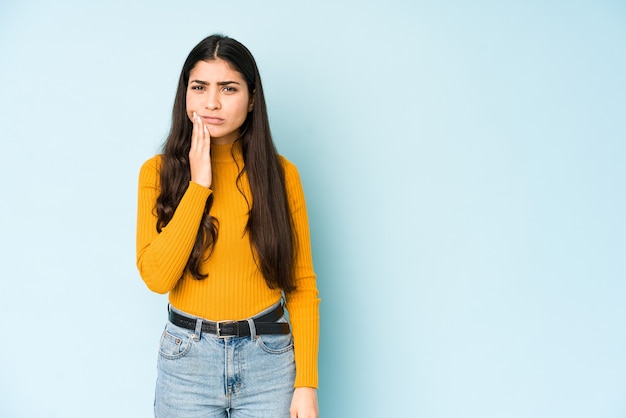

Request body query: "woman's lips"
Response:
[201, 116, 224, 124]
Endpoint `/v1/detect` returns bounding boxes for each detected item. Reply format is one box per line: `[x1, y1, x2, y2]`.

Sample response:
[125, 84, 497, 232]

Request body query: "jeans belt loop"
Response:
[247, 318, 257, 340]
[192, 318, 202, 341]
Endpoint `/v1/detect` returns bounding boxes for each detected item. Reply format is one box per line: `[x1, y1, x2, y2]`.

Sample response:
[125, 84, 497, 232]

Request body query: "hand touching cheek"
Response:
[188, 112, 212, 188]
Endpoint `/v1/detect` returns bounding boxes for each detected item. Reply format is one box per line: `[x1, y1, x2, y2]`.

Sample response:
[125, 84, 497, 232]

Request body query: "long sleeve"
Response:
[136, 156, 212, 294]
[281, 159, 321, 388]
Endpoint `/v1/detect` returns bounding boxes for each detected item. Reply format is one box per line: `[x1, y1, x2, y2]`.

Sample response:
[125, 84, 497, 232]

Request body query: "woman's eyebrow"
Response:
[190, 79, 241, 86]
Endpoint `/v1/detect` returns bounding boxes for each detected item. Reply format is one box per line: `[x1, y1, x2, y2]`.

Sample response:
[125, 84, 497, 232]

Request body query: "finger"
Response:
[203, 124, 210, 147]
[190, 112, 199, 151]
[196, 113, 210, 151]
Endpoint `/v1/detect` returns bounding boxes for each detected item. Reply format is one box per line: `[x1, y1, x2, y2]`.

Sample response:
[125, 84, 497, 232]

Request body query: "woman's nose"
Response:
[205, 89, 220, 110]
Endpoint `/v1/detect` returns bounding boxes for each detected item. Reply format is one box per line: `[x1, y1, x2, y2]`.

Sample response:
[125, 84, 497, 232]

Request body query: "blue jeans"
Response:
[154, 303, 295, 417]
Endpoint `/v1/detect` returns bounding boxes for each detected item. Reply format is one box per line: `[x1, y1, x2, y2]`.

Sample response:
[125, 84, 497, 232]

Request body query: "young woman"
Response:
[136, 34, 320, 418]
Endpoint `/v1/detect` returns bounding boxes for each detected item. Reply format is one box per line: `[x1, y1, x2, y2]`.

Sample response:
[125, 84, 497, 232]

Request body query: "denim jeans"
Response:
[154, 303, 295, 418]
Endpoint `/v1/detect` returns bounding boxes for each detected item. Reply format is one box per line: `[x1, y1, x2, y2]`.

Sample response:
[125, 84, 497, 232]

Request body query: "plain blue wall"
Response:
[1, 1, 625, 417]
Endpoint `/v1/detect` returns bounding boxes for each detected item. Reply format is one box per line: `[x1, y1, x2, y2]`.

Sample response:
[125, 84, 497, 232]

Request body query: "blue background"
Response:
[1, 1, 625, 417]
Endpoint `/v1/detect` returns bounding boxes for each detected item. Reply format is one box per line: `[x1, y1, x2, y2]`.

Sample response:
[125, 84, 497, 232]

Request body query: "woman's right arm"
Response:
[135, 156, 212, 294]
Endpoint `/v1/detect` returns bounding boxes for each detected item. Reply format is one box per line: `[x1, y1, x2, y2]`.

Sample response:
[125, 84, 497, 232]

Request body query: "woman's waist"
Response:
[168, 286, 283, 322]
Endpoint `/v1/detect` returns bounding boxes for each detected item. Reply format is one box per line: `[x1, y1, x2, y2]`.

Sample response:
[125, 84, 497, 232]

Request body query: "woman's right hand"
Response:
[189, 111, 212, 188]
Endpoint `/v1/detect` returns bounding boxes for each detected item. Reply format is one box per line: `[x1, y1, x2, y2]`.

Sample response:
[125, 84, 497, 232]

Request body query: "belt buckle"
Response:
[216, 320, 237, 339]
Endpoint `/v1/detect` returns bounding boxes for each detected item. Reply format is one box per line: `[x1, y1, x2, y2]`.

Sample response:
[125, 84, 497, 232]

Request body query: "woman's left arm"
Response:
[281, 158, 321, 389]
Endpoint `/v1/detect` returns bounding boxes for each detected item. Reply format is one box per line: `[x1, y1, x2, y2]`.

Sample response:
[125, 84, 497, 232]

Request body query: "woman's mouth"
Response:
[201, 116, 224, 124]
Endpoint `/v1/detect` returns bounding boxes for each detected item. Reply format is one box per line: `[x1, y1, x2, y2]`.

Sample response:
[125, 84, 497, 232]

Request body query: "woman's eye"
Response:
[191, 85, 205, 91]
[222, 86, 237, 93]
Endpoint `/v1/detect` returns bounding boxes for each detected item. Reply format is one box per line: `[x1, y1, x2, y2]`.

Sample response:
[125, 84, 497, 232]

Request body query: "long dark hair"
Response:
[156, 34, 296, 292]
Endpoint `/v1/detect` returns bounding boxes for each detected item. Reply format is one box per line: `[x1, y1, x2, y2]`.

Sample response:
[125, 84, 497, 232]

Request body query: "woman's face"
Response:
[186, 59, 253, 145]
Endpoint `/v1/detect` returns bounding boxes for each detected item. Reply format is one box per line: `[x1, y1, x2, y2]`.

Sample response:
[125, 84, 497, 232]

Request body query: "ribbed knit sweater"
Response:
[136, 141, 320, 388]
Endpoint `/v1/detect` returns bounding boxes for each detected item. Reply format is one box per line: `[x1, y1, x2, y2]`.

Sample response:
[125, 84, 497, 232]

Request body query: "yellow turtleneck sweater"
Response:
[136, 142, 320, 388]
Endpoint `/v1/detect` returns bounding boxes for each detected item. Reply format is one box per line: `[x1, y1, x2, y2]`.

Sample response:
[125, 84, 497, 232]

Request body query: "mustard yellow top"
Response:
[136, 141, 320, 388]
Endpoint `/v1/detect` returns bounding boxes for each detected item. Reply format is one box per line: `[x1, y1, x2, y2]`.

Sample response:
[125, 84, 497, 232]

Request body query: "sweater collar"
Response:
[211, 141, 243, 163]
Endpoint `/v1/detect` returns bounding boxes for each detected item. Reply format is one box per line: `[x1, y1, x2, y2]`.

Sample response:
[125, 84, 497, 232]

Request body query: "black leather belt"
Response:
[168, 304, 290, 338]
